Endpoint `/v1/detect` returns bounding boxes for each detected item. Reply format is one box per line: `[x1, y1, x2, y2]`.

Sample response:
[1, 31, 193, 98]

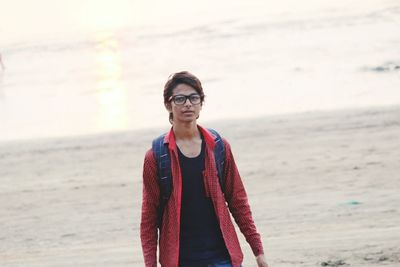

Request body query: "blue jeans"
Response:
[179, 260, 242, 267]
[210, 260, 243, 267]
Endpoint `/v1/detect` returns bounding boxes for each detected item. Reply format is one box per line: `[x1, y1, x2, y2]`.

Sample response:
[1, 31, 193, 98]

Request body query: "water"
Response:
[1, 0, 399, 141]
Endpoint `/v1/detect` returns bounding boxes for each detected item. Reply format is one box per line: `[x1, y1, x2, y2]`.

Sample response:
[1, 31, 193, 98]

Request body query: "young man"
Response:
[140, 71, 269, 267]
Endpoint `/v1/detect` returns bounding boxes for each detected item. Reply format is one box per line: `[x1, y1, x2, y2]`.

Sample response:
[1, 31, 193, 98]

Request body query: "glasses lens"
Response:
[190, 94, 201, 104]
[173, 95, 186, 105]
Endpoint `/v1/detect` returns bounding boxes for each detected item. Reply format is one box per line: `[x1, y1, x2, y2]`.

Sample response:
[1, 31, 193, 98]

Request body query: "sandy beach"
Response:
[1, 105, 400, 266]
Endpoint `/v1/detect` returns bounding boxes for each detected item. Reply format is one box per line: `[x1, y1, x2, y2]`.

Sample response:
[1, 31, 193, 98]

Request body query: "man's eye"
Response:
[190, 95, 200, 101]
[175, 96, 186, 103]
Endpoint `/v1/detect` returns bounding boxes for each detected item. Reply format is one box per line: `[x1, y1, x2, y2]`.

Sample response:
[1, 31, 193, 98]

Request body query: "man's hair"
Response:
[163, 71, 205, 123]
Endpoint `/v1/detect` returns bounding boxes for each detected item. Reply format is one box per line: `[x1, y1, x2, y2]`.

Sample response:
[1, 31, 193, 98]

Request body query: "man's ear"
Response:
[165, 102, 172, 112]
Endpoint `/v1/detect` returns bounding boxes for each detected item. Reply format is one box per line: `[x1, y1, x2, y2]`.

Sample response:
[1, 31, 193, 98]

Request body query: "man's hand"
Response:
[256, 254, 269, 267]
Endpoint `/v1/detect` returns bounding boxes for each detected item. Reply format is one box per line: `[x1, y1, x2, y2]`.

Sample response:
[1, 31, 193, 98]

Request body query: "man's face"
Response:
[166, 83, 202, 124]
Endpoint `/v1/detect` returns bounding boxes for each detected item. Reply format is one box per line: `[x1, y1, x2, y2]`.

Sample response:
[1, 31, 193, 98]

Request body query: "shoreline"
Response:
[1, 103, 399, 146]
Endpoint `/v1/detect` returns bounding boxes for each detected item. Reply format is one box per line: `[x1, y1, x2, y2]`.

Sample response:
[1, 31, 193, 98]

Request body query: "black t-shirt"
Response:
[178, 138, 230, 266]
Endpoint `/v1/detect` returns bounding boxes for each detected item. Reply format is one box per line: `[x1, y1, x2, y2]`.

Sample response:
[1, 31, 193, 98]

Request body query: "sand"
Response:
[1, 105, 399, 266]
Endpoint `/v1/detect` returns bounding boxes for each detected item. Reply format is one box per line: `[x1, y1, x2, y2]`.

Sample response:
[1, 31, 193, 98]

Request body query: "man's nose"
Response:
[183, 98, 192, 106]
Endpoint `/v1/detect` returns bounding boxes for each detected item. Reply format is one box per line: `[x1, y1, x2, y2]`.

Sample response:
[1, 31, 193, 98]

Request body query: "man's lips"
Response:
[183, 111, 194, 114]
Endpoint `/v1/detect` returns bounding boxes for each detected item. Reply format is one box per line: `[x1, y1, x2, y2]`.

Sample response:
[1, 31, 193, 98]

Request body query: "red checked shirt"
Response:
[140, 126, 264, 267]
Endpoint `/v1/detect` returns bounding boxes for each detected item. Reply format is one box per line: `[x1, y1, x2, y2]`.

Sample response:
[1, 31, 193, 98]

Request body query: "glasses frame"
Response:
[169, 93, 202, 105]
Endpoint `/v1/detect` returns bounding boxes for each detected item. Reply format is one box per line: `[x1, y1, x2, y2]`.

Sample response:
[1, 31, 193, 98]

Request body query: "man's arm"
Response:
[140, 149, 160, 267]
[222, 139, 268, 266]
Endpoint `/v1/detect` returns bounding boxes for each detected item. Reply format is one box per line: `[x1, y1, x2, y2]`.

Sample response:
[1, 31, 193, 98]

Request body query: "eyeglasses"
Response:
[170, 93, 202, 105]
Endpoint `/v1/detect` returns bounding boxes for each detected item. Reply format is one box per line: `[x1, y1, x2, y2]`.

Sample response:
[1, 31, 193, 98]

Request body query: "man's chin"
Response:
[177, 117, 197, 123]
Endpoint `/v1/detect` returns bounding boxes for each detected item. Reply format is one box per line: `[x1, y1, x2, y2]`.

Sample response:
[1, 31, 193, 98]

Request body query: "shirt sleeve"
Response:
[222, 138, 265, 257]
[140, 149, 160, 267]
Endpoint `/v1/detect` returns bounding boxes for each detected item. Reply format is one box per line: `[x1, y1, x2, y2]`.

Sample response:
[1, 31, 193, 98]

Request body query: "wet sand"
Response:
[1, 105, 400, 266]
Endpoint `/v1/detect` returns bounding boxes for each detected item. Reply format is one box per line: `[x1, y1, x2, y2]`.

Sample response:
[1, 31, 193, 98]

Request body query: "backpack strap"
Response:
[152, 133, 171, 230]
[207, 128, 226, 192]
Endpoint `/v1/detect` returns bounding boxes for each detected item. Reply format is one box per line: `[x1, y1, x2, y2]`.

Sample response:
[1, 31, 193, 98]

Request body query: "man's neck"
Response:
[173, 122, 200, 141]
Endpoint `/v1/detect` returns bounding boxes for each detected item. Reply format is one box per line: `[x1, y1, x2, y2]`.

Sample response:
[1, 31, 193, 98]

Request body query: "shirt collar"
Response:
[163, 124, 217, 151]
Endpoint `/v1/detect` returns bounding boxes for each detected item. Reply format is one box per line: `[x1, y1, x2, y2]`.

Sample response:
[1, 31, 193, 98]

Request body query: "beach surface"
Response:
[1, 105, 400, 266]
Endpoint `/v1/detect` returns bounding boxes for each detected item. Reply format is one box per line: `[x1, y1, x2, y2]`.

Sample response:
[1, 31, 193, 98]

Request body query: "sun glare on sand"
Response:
[94, 32, 129, 131]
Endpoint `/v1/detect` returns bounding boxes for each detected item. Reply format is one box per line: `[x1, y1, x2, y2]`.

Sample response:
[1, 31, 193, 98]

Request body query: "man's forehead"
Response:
[173, 83, 197, 94]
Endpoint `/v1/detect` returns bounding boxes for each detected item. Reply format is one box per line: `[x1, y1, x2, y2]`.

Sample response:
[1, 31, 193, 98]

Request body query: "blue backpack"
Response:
[152, 128, 226, 229]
